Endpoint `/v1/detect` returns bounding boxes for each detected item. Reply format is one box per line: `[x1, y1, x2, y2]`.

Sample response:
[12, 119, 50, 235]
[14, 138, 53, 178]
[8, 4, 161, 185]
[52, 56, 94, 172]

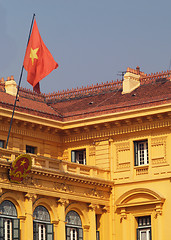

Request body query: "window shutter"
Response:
[33, 222, 39, 240]
[0, 218, 4, 240]
[71, 151, 76, 163]
[96, 230, 100, 240]
[83, 151, 86, 165]
[134, 142, 138, 166]
[78, 228, 83, 240]
[136, 229, 140, 240]
[46, 223, 54, 240]
[12, 218, 20, 240]
[149, 229, 152, 240]
[66, 226, 70, 240]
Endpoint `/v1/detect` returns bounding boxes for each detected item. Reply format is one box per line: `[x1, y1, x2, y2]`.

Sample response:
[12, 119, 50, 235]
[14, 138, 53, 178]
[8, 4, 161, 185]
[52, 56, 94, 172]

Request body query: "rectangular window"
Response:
[134, 140, 148, 166]
[71, 149, 86, 165]
[137, 216, 151, 240]
[0, 218, 20, 240]
[66, 227, 83, 240]
[26, 145, 37, 154]
[0, 140, 5, 148]
[34, 222, 53, 240]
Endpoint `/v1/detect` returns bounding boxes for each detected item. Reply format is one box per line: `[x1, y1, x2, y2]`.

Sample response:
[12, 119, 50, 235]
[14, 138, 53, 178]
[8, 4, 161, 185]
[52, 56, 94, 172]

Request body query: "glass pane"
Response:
[13, 219, 19, 228]
[0, 201, 17, 217]
[33, 206, 50, 222]
[140, 231, 146, 240]
[47, 236, 52, 240]
[79, 228, 83, 237]
[0, 141, 4, 148]
[13, 229, 19, 238]
[47, 224, 52, 233]
[0, 218, 4, 238]
[66, 211, 82, 226]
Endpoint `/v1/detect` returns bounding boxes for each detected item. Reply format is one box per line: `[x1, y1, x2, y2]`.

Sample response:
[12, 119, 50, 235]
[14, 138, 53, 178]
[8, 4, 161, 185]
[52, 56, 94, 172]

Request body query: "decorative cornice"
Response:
[31, 168, 112, 188]
[63, 116, 171, 143]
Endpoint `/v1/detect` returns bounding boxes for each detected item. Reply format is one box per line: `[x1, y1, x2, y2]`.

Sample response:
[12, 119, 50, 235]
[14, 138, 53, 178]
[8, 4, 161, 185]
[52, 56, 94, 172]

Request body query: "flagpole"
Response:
[5, 14, 36, 149]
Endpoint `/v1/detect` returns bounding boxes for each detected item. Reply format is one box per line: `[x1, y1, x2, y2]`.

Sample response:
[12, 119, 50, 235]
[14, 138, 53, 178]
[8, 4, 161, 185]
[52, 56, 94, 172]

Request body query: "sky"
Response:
[1, 0, 171, 94]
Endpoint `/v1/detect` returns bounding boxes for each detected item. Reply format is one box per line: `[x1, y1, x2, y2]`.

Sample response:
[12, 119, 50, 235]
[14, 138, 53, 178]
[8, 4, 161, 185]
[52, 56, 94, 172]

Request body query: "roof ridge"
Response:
[140, 70, 171, 84]
[45, 79, 123, 101]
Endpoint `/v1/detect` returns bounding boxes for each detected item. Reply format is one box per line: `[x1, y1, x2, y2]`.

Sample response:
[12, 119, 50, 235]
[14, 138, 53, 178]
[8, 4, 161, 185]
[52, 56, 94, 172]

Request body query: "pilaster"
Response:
[57, 198, 69, 240]
[88, 204, 98, 240]
[24, 193, 37, 240]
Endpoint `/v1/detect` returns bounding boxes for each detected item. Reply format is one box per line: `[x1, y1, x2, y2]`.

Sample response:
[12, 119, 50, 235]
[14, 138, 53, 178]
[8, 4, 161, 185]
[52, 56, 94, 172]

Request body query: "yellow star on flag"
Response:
[30, 47, 39, 65]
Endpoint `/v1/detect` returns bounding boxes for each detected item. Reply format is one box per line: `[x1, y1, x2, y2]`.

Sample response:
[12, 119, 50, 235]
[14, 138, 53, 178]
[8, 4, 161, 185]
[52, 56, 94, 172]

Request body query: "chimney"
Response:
[5, 76, 17, 96]
[122, 66, 141, 94]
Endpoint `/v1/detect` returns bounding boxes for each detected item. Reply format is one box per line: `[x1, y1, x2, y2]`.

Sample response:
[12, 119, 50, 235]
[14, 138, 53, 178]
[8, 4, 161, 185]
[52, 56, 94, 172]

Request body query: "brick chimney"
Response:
[122, 66, 141, 94]
[5, 76, 17, 96]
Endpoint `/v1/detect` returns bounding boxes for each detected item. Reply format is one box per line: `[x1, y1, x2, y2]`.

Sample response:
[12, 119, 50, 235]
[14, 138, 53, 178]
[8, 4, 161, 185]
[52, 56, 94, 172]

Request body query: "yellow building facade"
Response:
[0, 66, 170, 240]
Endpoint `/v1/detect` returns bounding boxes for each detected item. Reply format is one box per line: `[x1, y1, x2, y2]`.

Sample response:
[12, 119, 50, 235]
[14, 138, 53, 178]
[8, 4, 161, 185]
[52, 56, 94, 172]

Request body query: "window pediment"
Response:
[116, 188, 165, 209]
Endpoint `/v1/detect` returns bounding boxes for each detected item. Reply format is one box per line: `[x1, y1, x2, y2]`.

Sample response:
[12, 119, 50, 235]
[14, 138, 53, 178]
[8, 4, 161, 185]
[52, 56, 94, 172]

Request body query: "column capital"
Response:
[83, 224, 90, 232]
[19, 215, 26, 221]
[88, 203, 99, 211]
[57, 198, 69, 207]
[52, 220, 59, 225]
[101, 205, 110, 213]
[25, 193, 37, 201]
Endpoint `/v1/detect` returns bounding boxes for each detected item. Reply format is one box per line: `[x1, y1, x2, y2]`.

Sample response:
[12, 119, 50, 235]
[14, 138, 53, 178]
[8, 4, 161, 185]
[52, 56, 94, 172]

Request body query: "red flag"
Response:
[23, 19, 58, 93]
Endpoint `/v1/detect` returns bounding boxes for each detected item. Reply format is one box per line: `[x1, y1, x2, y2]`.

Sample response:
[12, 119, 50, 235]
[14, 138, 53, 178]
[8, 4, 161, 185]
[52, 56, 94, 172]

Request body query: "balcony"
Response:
[0, 148, 110, 181]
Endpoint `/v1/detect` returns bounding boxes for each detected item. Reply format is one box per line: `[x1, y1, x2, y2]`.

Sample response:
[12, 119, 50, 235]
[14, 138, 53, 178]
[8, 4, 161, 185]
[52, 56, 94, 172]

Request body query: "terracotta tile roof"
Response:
[0, 69, 171, 122]
[49, 80, 171, 121]
[0, 89, 62, 121]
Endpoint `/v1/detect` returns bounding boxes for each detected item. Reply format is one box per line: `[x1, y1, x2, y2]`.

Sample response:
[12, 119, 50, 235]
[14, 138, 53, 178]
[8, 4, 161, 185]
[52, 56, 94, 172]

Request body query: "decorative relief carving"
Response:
[151, 137, 167, 165]
[23, 176, 34, 185]
[53, 182, 74, 193]
[33, 178, 43, 188]
[116, 142, 130, 170]
[84, 188, 107, 199]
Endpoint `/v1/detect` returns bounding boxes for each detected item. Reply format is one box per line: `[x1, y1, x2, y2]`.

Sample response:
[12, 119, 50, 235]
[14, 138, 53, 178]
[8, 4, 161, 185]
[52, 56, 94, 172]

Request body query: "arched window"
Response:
[66, 211, 83, 240]
[0, 200, 20, 240]
[33, 205, 53, 240]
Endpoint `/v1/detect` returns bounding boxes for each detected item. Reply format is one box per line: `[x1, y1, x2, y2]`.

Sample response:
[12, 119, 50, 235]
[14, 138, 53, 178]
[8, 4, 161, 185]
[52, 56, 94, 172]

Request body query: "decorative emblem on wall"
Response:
[9, 154, 32, 183]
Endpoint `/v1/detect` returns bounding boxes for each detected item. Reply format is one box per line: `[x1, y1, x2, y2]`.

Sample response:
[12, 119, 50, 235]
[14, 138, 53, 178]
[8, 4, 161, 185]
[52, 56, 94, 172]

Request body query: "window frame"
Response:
[136, 216, 151, 240]
[71, 149, 86, 165]
[33, 205, 53, 240]
[134, 140, 149, 166]
[0, 200, 20, 240]
[26, 145, 37, 154]
[66, 211, 83, 240]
